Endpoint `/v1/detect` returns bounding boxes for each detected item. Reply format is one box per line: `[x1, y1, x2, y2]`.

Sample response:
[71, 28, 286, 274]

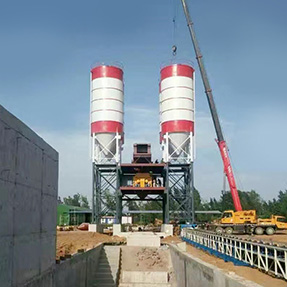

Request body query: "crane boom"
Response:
[180, 0, 242, 211]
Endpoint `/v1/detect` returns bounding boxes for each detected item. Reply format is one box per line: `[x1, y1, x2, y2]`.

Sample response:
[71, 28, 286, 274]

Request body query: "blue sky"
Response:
[0, 0, 286, 202]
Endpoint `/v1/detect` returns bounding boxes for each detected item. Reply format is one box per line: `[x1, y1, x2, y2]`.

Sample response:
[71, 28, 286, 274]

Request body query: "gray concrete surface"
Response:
[25, 243, 103, 287]
[126, 232, 160, 247]
[161, 224, 173, 236]
[113, 224, 123, 235]
[0, 105, 58, 286]
[169, 244, 262, 287]
[121, 271, 169, 284]
[89, 223, 103, 233]
[94, 245, 121, 287]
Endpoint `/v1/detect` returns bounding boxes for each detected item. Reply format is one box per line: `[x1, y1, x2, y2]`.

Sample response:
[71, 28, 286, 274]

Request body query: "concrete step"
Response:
[101, 251, 120, 255]
[97, 271, 118, 276]
[99, 259, 120, 265]
[97, 265, 118, 271]
[93, 283, 118, 287]
[102, 250, 120, 254]
[98, 263, 119, 269]
[93, 277, 116, 284]
[121, 271, 168, 284]
[97, 266, 118, 272]
[99, 256, 120, 261]
[95, 273, 117, 279]
[104, 246, 121, 250]
[94, 284, 116, 287]
[101, 253, 120, 259]
[96, 265, 118, 274]
[119, 284, 171, 287]
[103, 250, 120, 255]
[100, 256, 120, 262]
[95, 272, 117, 280]
[103, 247, 120, 254]
[102, 254, 120, 258]
[98, 258, 119, 264]
[92, 246, 120, 287]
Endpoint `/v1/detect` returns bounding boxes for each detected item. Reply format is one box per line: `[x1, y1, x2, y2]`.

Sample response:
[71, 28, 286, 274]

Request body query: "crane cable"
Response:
[172, 0, 177, 57]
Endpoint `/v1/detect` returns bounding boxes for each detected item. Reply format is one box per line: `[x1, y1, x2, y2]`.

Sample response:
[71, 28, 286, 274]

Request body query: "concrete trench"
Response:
[116, 243, 261, 287]
[23, 242, 262, 287]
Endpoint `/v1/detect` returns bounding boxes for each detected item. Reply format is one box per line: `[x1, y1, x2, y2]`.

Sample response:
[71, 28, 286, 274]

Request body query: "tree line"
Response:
[127, 189, 287, 224]
[59, 189, 287, 224]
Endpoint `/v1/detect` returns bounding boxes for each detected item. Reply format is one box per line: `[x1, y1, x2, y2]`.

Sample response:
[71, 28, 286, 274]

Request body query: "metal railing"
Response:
[181, 228, 287, 280]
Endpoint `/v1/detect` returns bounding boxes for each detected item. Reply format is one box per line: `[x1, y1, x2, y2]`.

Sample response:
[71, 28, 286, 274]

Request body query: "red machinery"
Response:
[180, 0, 242, 211]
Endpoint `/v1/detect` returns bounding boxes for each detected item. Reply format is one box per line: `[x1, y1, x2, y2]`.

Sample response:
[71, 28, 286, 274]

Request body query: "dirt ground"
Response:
[162, 236, 287, 287]
[237, 230, 287, 246]
[120, 246, 177, 286]
[56, 231, 125, 259]
[56, 231, 287, 286]
[121, 246, 170, 271]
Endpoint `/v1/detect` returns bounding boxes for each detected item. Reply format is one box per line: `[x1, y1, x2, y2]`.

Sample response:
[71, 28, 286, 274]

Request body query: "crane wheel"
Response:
[266, 227, 275, 235]
[215, 227, 224, 234]
[255, 227, 264, 235]
[225, 227, 233, 235]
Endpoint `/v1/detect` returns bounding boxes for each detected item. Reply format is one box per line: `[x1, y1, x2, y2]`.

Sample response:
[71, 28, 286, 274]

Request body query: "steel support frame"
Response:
[92, 164, 121, 224]
[123, 194, 164, 219]
[164, 163, 195, 224]
[122, 194, 163, 202]
[162, 132, 194, 164]
[92, 132, 122, 164]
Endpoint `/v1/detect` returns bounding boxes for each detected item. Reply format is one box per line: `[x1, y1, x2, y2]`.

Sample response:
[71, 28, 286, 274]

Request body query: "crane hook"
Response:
[172, 45, 177, 56]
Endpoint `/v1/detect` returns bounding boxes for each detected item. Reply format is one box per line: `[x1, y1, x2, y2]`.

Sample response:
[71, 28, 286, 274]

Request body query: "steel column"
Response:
[115, 164, 122, 224]
[92, 164, 120, 223]
[166, 164, 194, 223]
[164, 164, 170, 224]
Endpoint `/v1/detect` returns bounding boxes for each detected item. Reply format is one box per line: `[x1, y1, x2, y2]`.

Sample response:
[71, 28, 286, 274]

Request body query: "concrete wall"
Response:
[25, 244, 103, 287]
[0, 105, 59, 287]
[169, 244, 262, 287]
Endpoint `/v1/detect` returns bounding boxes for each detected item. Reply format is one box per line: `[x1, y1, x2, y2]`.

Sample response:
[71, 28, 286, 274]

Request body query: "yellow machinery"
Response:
[257, 215, 287, 230]
[220, 210, 257, 224]
[211, 210, 287, 235]
[133, 173, 152, 188]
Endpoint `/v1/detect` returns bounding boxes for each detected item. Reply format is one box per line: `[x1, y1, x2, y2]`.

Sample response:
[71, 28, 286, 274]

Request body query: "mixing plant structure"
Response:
[90, 63, 196, 225]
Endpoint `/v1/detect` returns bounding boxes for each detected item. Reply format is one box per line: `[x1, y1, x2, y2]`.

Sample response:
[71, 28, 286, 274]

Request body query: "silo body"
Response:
[91, 65, 124, 162]
[160, 64, 195, 162]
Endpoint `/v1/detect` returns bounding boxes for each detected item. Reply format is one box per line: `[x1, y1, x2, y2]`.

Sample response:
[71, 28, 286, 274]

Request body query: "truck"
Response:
[207, 210, 287, 235]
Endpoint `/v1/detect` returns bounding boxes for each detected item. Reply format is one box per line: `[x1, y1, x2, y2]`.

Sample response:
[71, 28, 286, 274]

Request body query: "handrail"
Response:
[181, 228, 287, 280]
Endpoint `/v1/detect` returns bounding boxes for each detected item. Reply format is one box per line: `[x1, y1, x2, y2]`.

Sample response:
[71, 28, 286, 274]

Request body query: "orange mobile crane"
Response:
[180, 0, 242, 212]
[180, 1, 287, 235]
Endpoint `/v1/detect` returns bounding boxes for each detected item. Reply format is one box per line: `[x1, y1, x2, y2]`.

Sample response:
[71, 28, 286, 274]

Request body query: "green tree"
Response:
[266, 190, 287, 217]
[103, 189, 116, 215]
[80, 195, 90, 209]
[63, 193, 81, 207]
[63, 193, 90, 209]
